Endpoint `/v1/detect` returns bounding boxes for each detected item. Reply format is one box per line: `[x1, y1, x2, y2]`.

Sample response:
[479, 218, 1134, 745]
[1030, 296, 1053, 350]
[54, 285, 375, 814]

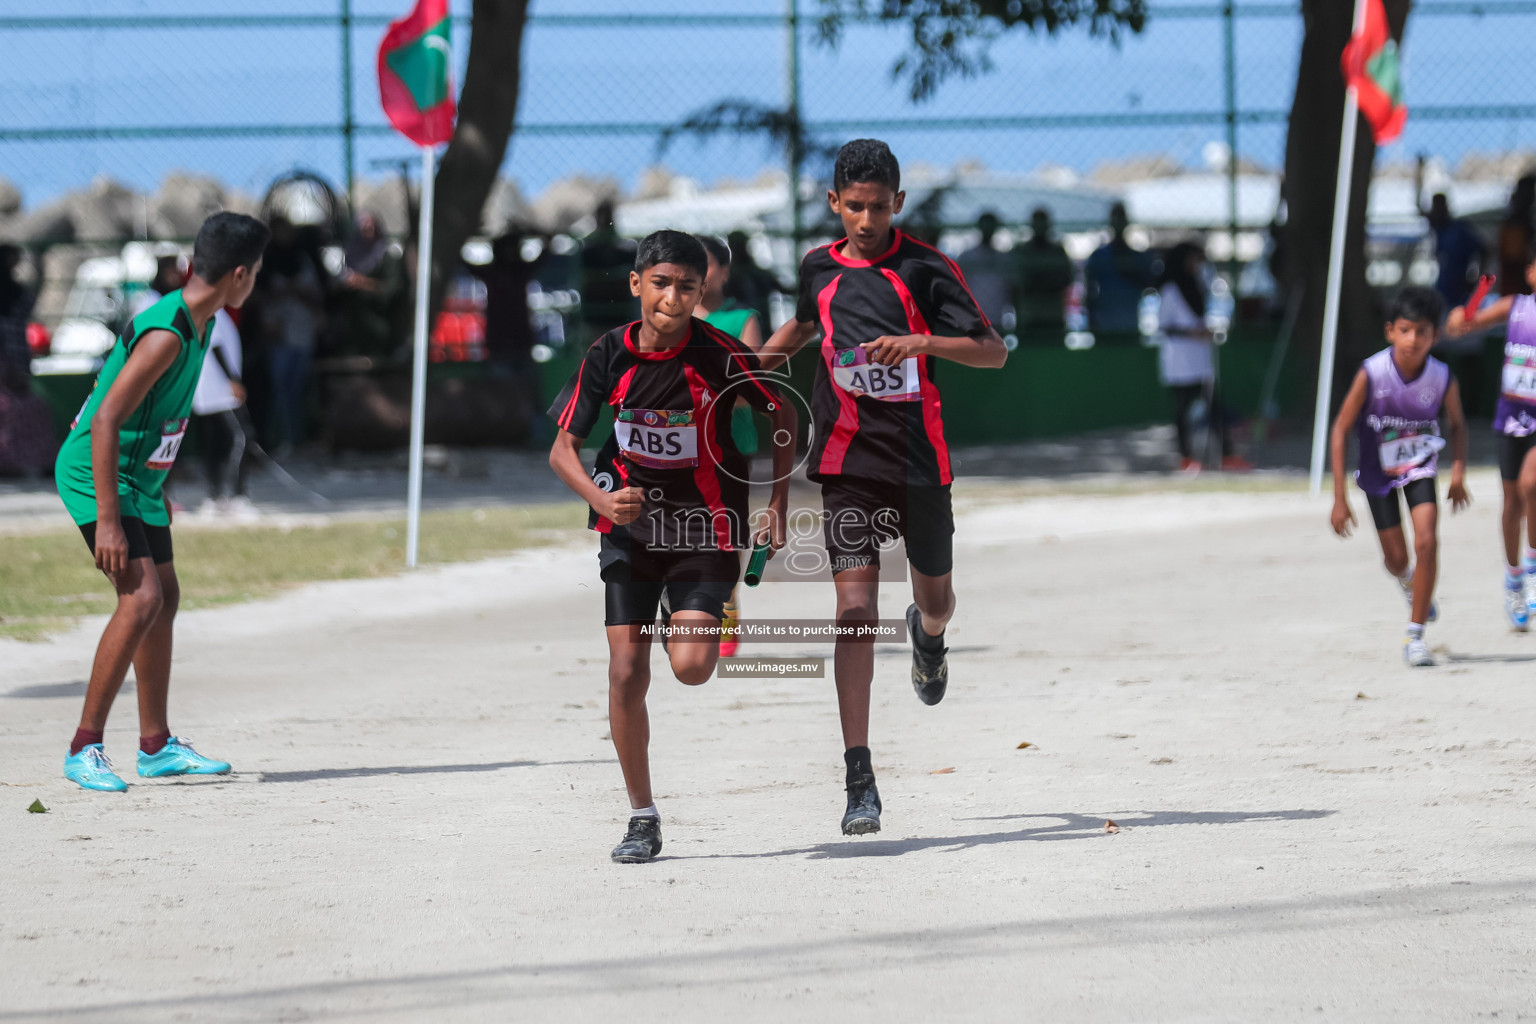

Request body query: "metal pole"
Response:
[1223, 1, 1239, 274]
[406, 145, 436, 567]
[787, 0, 803, 255]
[341, 0, 356, 211]
[1308, 0, 1368, 497]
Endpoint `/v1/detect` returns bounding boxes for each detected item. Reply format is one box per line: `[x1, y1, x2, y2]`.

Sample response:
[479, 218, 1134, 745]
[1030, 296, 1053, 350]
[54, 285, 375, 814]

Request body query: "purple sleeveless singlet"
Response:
[1354, 348, 1451, 497]
[1494, 294, 1536, 438]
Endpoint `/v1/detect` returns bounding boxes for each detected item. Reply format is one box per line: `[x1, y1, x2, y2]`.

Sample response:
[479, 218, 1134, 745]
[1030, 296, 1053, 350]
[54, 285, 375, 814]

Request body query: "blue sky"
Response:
[0, 1, 1532, 208]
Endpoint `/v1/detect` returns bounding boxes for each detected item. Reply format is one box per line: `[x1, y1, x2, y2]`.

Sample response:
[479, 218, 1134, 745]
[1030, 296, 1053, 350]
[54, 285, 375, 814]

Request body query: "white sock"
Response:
[1524, 548, 1536, 572]
[1406, 622, 1425, 640]
[1508, 564, 1524, 585]
[630, 804, 659, 819]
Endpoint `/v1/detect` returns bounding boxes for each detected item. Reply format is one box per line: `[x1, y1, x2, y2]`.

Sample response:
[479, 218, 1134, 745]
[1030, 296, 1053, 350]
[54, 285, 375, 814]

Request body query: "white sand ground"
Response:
[2, 472, 1534, 1022]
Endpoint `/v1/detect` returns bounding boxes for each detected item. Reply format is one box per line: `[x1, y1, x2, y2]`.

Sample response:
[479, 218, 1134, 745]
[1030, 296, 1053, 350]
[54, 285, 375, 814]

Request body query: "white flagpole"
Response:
[1308, 0, 1370, 497]
[405, 144, 436, 567]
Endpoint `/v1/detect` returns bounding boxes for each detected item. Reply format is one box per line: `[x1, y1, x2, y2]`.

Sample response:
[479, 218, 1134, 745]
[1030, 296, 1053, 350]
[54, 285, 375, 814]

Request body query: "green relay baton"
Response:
[743, 539, 771, 587]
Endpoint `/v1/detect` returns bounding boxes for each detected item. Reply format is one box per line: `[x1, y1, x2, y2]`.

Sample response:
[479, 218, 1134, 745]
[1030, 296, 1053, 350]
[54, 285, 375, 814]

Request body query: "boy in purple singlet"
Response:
[1329, 286, 1470, 667]
[1444, 252, 1536, 631]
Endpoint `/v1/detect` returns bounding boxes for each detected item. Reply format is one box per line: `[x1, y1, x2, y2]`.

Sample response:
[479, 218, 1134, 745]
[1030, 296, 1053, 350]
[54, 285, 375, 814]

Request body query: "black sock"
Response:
[913, 617, 946, 652]
[844, 745, 873, 783]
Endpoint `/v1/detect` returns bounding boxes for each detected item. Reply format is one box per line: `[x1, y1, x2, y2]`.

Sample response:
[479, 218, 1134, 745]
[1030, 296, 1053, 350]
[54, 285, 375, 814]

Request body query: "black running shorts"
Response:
[1498, 432, 1536, 483]
[602, 544, 740, 627]
[1366, 477, 1437, 532]
[78, 516, 174, 565]
[820, 476, 954, 577]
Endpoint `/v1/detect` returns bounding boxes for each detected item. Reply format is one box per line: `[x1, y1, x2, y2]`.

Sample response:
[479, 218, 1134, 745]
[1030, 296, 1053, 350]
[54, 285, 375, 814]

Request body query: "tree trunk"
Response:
[429, 0, 529, 318]
[1283, 0, 1409, 417]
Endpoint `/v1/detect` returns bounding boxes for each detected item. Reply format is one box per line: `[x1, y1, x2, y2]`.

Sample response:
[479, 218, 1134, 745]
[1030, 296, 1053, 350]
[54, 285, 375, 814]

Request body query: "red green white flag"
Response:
[378, 0, 456, 147]
[1340, 0, 1406, 144]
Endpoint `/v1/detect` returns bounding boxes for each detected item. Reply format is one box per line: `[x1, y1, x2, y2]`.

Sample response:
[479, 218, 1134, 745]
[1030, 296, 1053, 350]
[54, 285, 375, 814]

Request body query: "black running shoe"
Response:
[841, 774, 882, 835]
[907, 603, 948, 706]
[611, 816, 663, 863]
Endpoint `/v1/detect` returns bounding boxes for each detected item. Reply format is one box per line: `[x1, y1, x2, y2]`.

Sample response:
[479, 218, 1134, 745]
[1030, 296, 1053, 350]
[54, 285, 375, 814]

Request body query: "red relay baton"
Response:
[1466, 274, 1495, 314]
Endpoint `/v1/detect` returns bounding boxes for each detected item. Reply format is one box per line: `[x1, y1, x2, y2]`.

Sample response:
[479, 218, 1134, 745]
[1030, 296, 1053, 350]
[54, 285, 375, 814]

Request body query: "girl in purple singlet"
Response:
[1445, 253, 1536, 631]
[1329, 287, 1471, 668]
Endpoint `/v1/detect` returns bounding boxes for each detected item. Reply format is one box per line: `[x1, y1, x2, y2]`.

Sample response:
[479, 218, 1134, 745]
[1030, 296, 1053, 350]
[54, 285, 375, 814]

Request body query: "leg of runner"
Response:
[832, 565, 882, 835]
[1520, 448, 1536, 617]
[130, 562, 179, 743]
[908, 568, 954, 706]
[666, 610, 722, 686]
[605, 625, 654, 811]
[79, 557, 164, 735]
[605, 624, 664, 863]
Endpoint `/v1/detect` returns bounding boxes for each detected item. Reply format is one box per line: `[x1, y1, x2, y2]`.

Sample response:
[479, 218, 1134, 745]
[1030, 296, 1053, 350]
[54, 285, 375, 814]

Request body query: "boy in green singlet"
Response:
[696, 235, 765, 657]
[55, 212, 269, 792]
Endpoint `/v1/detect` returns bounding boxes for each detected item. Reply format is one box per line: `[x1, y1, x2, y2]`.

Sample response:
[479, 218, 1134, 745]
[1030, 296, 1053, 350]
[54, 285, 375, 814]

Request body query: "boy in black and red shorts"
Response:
[548, 230, 796, 863]
[762, 139, 1007, 835]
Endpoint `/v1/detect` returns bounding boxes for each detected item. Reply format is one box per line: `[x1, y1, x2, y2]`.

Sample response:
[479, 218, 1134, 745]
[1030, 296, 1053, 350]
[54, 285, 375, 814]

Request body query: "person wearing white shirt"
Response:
[1156, 242, 1250, 472]
[191, 309, 255, 516]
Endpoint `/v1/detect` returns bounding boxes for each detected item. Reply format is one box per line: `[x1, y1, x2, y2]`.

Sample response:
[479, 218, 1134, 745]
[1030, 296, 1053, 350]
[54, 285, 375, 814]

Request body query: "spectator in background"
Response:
[956, 211, 1012, 330]
[1155, 241, 1249, 473]
[257, 216, 323, 456]
[0, 243, 55, 477]
[724, 230, 786, 328]
[1084, 202, 1155, 338]
[191, 307, 255, 518]
[1498, 175, 1535, 297]
[128, 254, 186, 317]
[578, 200, 638, 337]
[1423, 193, 1486, 312]
[1013, 206, 1074, 342]
[336, 210, 405, 359]
[471, 226, 546, 435]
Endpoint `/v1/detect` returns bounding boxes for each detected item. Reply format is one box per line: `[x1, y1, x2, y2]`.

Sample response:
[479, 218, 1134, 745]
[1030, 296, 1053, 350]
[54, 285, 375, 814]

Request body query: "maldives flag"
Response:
[378, 0, 456, 147]
[1340, 0, 1406, 144]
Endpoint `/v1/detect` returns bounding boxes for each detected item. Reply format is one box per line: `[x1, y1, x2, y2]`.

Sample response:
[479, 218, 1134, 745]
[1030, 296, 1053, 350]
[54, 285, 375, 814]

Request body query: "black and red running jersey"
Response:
[794, 229, 992, 486]
[549, 319, 783, 551]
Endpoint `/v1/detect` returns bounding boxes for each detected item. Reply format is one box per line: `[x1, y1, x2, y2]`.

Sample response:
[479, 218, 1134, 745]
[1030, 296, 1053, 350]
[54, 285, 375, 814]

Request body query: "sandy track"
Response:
[2, 474, 1533, 1022]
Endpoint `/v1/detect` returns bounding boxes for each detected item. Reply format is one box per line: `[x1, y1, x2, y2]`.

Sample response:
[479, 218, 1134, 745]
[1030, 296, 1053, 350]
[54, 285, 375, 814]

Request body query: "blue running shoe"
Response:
[137, 737, 231, 778]
[64, 744, 128, 792]
[1506, 579, 1529, 632]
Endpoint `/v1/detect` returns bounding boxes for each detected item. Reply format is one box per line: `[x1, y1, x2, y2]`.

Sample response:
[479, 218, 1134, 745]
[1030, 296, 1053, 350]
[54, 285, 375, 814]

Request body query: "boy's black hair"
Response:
[634, 229, 708, 280]
[699, 234, 731, 268]
[192, 212, 270, 284]
[1386, 285, 1444, 327]
[833, 139, 900, 193]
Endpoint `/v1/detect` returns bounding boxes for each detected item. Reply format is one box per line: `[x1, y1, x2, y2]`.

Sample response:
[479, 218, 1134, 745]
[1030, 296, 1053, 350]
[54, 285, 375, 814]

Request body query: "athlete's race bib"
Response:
[617, 408, 698, 469]
[1378, 431, 1445, 477]
[146, 418, 188, 471]
[832, 348, 920, 402]
[1502, 360, 1536, 403]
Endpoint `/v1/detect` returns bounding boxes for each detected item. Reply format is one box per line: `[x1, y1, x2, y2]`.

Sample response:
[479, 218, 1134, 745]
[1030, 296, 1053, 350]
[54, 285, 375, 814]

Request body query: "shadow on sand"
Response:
[257, 759, 615, 783]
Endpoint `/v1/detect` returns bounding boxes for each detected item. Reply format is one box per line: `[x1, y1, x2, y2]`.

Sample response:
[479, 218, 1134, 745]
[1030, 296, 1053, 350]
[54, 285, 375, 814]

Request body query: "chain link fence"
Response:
[1, 1, 1533, 441]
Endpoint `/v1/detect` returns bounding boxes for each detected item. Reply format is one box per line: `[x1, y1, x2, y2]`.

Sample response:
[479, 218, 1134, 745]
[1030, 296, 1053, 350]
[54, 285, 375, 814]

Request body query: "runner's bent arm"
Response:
[759, 319, 818, 371]
[739, 314, 764, 352]
[1445, 295, 1514, 338]
[89, 329, 181, 575]
[1329, 369, 1370, 537]
[758, 400, 797, 552]
[549, 429, 641, 525]
[1444, 378, 1471, 511]
[862, 328, 1007, 369]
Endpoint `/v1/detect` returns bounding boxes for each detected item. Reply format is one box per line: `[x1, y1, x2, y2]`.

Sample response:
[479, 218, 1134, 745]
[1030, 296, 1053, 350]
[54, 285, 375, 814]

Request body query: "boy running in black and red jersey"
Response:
[548, 230, 796, 863]
[760, 140, 1007, 835]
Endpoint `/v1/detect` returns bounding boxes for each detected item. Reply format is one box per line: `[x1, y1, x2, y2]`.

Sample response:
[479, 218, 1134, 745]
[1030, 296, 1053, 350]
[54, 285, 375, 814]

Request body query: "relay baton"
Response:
[744, 539, 771, 587]
[1466, 274, 1495, 314]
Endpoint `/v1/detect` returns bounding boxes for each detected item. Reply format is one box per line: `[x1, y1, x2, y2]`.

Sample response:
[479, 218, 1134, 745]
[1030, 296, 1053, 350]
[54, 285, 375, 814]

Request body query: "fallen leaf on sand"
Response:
[1104, 820, 1121, 834]
[27, 799, 46, 813]
[1355, 692, 1370, 700]
[930, 767, 955, 774]
[1150, 757, 1174, 765]
[1016, 741, 1034, 750]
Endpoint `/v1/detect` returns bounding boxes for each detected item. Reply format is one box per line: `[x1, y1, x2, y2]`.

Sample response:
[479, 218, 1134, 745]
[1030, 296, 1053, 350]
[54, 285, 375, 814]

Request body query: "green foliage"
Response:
[814, 0, 1149, 101]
